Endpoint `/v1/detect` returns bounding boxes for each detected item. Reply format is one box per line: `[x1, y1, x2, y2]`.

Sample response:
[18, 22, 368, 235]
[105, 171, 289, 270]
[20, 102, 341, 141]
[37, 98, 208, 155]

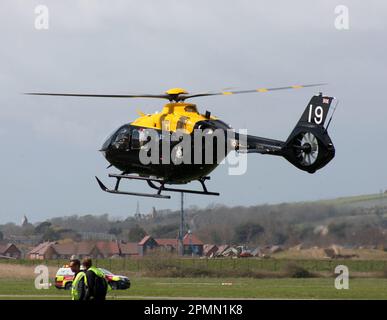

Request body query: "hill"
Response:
[1, 192, 387, 248]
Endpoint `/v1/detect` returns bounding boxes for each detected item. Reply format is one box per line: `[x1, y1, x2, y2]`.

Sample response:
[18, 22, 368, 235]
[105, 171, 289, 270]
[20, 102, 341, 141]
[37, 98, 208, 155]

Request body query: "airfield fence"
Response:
[2, 257, 387, 274]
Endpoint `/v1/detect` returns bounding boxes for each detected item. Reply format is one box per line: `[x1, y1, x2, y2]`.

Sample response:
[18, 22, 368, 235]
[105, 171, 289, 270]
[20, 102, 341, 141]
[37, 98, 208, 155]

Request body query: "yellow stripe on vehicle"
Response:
[292, 85, 303, 89]
[257, 88, 268, 92]
[222, 92, 233, 95]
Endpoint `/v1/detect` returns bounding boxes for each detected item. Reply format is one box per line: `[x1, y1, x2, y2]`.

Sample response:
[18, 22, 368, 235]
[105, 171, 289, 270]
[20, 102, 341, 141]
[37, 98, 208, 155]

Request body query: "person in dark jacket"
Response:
[82, 257, 108, 301]
[69, 259, 86, 300]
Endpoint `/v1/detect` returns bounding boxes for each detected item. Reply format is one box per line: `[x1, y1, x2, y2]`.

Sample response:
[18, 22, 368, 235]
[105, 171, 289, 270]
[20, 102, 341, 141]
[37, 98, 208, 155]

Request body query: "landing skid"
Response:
[95, 174, 220, 199]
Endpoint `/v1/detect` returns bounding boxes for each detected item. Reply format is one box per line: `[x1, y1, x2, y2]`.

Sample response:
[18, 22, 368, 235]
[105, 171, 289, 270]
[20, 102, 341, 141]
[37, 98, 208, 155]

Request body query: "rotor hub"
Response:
[302, 143, 312, 154]
[165, 88, 189, 95]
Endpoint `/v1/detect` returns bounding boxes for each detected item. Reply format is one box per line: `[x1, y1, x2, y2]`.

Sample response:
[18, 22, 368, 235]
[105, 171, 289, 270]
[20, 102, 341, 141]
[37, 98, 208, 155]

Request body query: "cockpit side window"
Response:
[112, 127, 130, 150]
[131, 128, 161, 150]
[131, 129, 140, 149]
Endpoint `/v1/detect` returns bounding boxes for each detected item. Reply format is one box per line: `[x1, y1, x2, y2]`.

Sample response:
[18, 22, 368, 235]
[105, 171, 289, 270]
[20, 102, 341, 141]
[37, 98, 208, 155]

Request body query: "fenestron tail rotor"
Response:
[25, 83, 326, 102]
[297, 132, 319, 166]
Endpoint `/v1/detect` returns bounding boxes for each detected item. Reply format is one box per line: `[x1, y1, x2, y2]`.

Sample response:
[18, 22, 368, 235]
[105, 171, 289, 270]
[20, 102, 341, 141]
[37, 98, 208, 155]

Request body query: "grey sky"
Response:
[1, 0, 386, 224]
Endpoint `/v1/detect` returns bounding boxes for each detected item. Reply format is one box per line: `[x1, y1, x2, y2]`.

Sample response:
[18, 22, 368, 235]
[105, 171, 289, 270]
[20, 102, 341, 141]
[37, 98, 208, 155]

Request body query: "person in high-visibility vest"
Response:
[69, 259, 86, 300]
[82, 257, 108, 301]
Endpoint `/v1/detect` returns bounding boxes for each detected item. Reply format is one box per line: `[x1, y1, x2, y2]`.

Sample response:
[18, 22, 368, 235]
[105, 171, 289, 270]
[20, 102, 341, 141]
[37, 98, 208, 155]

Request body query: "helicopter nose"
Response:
[100, 132, 115, 153]
[99, 142, 109, 153]
[99, 149, 107, 158]
[99, 141, 111, 160]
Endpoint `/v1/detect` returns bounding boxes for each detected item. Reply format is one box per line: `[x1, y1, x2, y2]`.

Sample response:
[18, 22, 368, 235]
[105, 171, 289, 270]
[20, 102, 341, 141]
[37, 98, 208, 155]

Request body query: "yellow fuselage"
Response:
[130, 102, 216, 133]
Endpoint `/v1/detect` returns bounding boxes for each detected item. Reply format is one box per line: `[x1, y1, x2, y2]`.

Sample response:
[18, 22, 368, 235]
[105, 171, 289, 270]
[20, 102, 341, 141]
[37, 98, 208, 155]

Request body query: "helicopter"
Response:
[26, 84, 337, 199]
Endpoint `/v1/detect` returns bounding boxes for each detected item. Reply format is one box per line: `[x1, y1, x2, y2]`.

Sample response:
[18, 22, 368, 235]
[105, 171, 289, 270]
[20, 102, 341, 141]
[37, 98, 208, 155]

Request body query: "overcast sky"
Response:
[0, 0, 386, 224]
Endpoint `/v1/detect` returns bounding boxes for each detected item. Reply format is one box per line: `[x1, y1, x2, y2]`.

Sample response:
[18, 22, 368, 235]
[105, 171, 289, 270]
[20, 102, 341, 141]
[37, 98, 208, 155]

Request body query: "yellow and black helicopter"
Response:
[26, 84, 336, 199]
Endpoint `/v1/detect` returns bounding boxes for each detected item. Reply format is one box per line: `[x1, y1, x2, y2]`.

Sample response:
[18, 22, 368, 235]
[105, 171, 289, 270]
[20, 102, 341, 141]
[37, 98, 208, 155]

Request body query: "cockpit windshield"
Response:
[101, 125, 161, 152]
[101, 129, 117, 151]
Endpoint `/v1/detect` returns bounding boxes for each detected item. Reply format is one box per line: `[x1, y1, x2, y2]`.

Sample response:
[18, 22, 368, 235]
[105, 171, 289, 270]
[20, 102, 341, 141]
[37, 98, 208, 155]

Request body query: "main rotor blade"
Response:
[25, 92, 169, 99]
[183, 83, 327, 100]
[25, 82, 327, 102]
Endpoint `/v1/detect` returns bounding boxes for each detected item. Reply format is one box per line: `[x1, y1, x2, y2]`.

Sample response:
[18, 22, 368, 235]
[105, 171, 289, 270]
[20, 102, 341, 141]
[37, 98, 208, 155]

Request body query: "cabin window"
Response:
[185, 106, 197, 113]
[177, 116, 188, 130]
[162, 120, 170, 131]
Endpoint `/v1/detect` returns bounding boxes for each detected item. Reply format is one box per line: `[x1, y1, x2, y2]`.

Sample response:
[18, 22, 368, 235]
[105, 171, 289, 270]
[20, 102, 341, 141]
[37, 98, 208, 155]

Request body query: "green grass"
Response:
[3, 258, 387, 273]
[0, 277, 386, 300]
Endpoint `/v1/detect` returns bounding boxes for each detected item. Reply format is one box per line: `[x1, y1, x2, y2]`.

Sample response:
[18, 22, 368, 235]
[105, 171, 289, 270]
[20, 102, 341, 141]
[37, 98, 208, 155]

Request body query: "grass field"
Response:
[1, 258, 386, 299]
[0, 277, 386, 300]
[2, 256, 387, 273]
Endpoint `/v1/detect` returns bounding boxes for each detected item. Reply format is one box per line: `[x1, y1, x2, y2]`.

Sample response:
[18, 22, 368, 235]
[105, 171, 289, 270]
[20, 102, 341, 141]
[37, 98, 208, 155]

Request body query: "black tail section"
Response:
[283, 93, 335, 173]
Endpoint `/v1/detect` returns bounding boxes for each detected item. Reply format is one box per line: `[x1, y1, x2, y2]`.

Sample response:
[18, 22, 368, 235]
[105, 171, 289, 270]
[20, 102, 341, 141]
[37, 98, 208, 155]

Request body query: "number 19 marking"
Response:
[308, 105, 324, 125]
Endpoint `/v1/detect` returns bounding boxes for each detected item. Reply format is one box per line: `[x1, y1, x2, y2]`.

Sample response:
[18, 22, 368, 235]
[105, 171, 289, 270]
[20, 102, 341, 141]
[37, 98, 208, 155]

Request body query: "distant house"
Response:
[28, 235, 205, 259]
[137, 233, 204, 256]
[95, 241, 120, 258]
[119, 242, 138, 257]
[182, 233, 203, 256]
[0, 243, 22, 259]
[52, 242, 104, 259]
[155, 238, 178, 253]
[48, 242, 75, 259]
[28, 242, 58, 260]
[28, 241, 114, 260]
[138, 236, 158, 256]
